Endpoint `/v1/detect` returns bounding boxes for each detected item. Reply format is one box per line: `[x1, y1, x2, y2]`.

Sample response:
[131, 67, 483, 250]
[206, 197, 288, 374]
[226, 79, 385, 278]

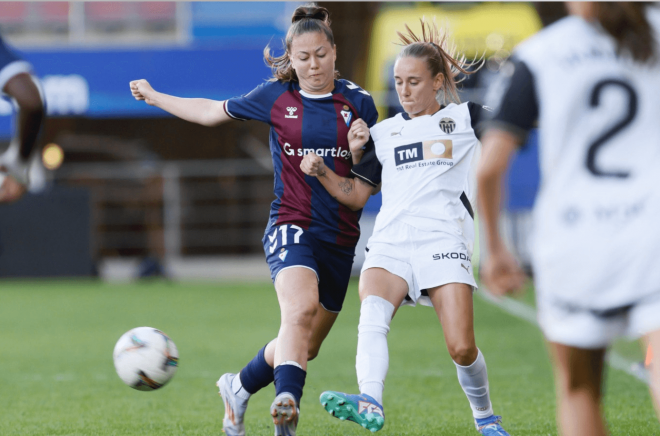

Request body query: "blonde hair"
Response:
[264, 4, 339, 82]
[396, 18, 483, 105]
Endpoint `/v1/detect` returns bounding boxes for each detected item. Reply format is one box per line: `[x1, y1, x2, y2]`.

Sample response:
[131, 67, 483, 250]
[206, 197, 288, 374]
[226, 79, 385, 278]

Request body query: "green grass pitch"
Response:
[0, 279, 656, 435]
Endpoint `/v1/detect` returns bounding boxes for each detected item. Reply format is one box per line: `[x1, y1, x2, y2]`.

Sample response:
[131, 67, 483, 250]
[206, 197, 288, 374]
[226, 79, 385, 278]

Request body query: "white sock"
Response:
[356, 295, 395, 406]
[232, 373, 251, 401]
[454, 349, 493, 419]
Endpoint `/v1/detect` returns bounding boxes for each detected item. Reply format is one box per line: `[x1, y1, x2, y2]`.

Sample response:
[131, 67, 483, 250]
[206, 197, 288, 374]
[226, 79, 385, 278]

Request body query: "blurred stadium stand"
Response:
[0, 2, 552, 280]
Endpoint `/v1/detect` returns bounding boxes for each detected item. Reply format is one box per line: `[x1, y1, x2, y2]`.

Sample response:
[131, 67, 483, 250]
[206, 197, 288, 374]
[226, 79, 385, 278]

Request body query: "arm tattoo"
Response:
[339, 179, 353, 195]
[317, 167, 327, 177]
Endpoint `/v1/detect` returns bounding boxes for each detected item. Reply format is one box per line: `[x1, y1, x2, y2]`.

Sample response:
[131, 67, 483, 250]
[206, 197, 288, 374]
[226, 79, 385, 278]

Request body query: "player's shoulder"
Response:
[370, 112, 406, 141]
[335, 79, 377, 120]
[335, 79, 373, 103]
[515, 16, 594, 65]
[233, 79, 286, 99]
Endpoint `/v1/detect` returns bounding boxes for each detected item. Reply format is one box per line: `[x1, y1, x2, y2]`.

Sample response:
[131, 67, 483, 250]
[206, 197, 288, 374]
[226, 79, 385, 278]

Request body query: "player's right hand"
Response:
[130, 79, 157, 105]
[480, 247, 526, 298]
[348, 118, 370, 154]
[300, 153, 326, 177]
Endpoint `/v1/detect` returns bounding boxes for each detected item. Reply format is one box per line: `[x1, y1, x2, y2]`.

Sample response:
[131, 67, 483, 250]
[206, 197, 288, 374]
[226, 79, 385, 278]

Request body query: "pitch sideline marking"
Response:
[477, 290, 650, 385]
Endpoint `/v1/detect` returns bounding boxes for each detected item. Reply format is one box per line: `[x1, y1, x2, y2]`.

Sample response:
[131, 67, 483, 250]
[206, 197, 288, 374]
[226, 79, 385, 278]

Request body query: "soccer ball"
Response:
[113, 327, 179, 391]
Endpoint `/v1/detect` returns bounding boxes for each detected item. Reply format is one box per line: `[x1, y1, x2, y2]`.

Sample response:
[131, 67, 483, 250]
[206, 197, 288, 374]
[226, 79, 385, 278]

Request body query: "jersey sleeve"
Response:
[351, 141, 381, 187]
[477, 59, 539, 144]
[467, 102, 493, 139]
[223, 81, 281, 124]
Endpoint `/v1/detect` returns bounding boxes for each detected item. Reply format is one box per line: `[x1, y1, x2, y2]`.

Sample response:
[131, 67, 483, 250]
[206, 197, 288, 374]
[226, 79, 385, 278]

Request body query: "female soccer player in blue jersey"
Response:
[301, 19, 510, 436]
[130, 5, 378, 436]
[478, 3, 660, 435]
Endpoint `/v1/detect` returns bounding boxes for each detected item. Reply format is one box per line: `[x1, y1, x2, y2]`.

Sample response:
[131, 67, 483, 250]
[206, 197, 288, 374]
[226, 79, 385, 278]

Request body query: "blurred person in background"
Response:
[0, 35, 46, 203]
[301, 19, 510, 436]
[478, 3, 660, 435]
[130, 4, 378, 435]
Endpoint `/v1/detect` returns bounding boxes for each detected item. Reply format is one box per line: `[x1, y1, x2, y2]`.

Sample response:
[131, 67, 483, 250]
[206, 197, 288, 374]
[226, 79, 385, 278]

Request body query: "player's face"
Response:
[290, 31, 337, 95]
[394, 56, 443, 118]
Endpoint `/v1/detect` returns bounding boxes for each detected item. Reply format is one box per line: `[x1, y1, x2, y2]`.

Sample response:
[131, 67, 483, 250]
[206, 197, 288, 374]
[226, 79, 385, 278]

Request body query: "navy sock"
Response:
[274, 363, 307, 406]
[239, 345, 274, 395]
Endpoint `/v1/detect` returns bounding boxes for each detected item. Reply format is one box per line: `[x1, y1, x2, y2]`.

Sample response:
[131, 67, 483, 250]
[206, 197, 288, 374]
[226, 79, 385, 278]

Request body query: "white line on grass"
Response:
[477, 290, 650, 385]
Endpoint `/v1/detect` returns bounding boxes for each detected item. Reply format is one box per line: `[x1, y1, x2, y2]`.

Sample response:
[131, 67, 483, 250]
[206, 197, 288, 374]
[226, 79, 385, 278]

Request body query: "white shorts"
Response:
[361, 219, 477, 307]
[538, 292, 660, 349]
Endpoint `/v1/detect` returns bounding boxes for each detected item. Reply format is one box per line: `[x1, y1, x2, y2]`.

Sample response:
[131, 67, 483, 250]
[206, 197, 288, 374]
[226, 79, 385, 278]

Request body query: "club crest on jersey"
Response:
[285, 107, 298, 119]
[278, 248, 288, 262]
[340, 105, 352, 126]
[439, 117, 456, 134]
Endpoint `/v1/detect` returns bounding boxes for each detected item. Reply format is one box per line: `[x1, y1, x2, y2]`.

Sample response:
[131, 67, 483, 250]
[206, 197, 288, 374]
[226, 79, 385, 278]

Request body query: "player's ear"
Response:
[433, 73, 444, 92]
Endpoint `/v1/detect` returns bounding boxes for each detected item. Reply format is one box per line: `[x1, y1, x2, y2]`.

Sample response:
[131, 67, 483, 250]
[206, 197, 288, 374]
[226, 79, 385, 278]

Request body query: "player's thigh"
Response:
[548, 342, 606, 397]
[359, 267, 409, 311]
[275, 266, 320, 320]
[428, 283, 476, 351]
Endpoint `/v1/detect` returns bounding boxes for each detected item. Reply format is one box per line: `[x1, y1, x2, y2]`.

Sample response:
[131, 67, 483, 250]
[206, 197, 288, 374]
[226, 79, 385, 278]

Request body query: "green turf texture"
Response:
[0, 279, 656, 435]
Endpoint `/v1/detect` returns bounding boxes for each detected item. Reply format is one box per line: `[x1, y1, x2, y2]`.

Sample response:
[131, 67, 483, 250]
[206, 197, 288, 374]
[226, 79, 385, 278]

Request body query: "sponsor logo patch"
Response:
[433, 252, 470, 261]
[285, 107, 298, 119]
[394, 140, 453, 166]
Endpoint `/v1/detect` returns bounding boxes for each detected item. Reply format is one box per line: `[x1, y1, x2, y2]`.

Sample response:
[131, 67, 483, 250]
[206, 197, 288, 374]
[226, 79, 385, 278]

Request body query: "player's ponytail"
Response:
[264, 4, 339, 82]
[595, 3, 657, 64]
[396, 18, 483, 105]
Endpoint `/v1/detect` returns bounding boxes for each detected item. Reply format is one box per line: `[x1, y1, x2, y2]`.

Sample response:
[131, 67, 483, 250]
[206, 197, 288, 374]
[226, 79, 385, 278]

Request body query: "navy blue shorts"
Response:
[262, 222, 355, 313]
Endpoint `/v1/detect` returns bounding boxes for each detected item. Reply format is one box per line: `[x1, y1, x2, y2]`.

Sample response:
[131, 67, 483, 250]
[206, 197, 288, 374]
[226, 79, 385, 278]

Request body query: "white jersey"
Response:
[352, 103, 483, 245]
[484, 8, 660, 310]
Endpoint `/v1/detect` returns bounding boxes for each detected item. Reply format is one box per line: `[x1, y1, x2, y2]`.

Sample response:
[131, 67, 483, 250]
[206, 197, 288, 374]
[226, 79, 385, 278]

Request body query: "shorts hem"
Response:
[273, 265, 320, 284]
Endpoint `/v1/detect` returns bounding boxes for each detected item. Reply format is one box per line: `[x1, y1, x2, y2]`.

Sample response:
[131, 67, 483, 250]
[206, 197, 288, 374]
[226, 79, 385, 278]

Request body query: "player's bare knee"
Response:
[448, 343, 478, 366]
[284, 304, 318, 329]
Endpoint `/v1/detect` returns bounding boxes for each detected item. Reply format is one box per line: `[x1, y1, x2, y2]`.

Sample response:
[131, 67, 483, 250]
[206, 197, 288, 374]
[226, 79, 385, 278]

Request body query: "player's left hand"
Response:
[0, 172, 27, 203]
[348, 118, 370, 155]
[300, 153, 327, 177]
[481, 247, 527, 297]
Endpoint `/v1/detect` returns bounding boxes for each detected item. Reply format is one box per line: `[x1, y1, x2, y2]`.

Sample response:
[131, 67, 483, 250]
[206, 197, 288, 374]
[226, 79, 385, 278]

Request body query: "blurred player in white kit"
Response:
[478, 3, 660, 435]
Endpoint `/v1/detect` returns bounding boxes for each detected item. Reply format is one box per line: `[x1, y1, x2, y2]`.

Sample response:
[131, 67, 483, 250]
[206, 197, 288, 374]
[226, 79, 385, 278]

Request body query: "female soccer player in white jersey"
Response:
[130, 5, 378, 436]
[478, 3, 660, 435]
[300, 19, 510, 436]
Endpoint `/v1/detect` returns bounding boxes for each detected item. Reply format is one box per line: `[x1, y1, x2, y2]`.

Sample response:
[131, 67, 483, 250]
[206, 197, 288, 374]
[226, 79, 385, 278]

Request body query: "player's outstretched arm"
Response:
[477, 130, 526, 296]
[300, 153, 374, 211]
[129, 79, 230, 127]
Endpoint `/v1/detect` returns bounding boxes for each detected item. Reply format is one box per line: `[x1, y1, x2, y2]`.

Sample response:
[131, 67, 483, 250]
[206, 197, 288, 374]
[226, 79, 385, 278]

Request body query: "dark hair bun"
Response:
[291, 5, 330, 25]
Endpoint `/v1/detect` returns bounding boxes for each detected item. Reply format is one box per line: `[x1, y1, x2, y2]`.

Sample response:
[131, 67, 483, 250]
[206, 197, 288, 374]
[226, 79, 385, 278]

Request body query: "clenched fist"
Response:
[348, 118, 370, 156]
[130, 79, 157, 105]
[300, 153, 326, 177]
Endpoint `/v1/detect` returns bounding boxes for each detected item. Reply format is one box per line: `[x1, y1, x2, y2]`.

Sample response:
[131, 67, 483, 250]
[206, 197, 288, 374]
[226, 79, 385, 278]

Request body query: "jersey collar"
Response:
[401, 105, 445, 121]
[296, 80, 335, 99]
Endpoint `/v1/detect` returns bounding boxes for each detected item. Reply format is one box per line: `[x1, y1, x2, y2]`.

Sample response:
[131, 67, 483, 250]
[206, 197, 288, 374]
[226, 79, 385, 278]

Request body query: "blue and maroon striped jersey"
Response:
[223, 79, 378, 248]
